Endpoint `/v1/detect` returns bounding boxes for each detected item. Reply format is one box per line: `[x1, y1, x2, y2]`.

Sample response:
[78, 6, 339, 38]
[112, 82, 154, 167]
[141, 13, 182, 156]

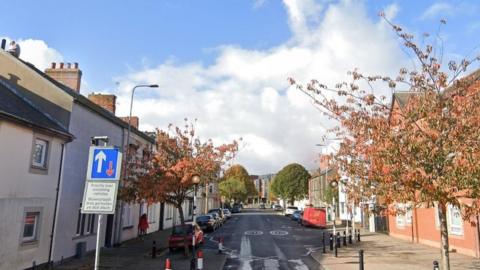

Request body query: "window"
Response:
[148, 205, 156, 223]
[448, 205, 463, 235]
[76, 204, 95, 236]
[405, 207, 412, 224]
[396, 213, 405, 227]
[340, 202, 345, 215]
[23, 212, 39, 242]
[32, 138, 48, 168]
[166, 204, 173, 219]
[122, 204, 134, 227]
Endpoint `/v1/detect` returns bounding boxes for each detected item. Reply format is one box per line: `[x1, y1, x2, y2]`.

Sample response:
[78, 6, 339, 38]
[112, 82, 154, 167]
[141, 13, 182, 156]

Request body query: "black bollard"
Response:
[336, 232, 341, 247]
[343, 231, 347, 246]
[433, 261, 439, 270]
[359, 249, 364, 270]
[322, 232, 326, 254]
[152, 240, 157, 258]
[349, 229, 353, 244]
[357, 229, 361, 242]
[190, 258, 196, 270]
[334, 237, 338, 257]
[329, 234, 333, 250]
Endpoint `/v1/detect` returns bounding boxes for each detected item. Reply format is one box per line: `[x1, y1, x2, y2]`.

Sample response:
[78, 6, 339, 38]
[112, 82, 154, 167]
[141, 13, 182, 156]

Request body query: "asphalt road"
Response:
[203, 209, 325, 270]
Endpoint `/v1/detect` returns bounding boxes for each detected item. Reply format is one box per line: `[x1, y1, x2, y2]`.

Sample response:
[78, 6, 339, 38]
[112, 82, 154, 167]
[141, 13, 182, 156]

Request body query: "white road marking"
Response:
[288, 259, 309, 270]
[240, 236, 253, 270]
[244, 230, 263, 235]
[270, 230, 289, 236]
[264, 258, 280, 270]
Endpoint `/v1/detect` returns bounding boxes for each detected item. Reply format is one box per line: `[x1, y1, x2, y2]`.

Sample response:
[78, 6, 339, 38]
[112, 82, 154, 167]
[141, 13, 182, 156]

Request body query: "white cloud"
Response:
[11, 1, 406, 175]
[384, 3, 399, 21]
[113, 0, 405, 175]
[1, 37, 64, 71]
[421, 3, 453, 20]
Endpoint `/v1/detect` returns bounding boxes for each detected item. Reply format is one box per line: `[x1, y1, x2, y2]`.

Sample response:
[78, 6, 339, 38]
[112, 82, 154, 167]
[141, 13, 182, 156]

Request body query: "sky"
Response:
[2, 0, 479, 175]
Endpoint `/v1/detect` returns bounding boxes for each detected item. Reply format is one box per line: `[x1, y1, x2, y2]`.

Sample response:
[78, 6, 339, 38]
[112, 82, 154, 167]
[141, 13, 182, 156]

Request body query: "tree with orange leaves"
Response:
[290, 15, 480, 270]
[121, 120, 239, 226]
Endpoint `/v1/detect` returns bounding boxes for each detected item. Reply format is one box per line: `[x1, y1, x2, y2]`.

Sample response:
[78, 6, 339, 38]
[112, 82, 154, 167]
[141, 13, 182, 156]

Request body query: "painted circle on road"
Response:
[244, 230, 263, 236]
[270, 230, 289, 236]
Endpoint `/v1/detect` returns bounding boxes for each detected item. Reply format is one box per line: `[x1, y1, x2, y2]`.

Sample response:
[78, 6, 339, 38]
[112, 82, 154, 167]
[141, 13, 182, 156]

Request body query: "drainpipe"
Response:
[48, 143, 65, 265]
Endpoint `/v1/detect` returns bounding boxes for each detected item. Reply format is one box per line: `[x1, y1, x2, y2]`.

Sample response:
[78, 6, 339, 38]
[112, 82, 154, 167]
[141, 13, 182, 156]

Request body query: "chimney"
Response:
[45, 62, 82, 92]
[88, 93, 117, 114]
[119, 116, 139, 129]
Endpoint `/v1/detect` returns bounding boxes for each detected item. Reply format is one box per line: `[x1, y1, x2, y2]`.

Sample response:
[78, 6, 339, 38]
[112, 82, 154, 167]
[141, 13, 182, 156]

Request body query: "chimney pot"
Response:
[74, 62, 78, 69]
[45, 62, 82, 92]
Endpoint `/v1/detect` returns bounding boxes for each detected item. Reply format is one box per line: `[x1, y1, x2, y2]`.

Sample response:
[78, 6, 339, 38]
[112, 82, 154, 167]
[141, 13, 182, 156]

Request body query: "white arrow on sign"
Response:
[94, 151, 106, 173]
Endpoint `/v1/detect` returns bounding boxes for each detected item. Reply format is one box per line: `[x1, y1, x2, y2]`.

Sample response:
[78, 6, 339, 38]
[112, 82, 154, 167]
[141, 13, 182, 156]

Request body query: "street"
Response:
[205, 209, 324, 270]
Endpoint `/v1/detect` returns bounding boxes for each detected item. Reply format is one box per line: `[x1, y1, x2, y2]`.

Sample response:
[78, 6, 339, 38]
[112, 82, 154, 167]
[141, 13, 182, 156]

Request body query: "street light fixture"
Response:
[117, 84, 158, 245]
[191, 174, 201, 270]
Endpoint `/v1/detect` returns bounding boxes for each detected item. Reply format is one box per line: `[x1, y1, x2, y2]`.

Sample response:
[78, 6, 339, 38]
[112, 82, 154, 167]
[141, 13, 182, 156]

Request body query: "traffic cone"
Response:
[197, 250, 204, 270]
[165, 258, 172, 270]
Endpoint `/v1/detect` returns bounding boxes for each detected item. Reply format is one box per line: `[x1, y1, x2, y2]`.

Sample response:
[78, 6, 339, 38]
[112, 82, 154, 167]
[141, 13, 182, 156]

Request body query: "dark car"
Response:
[291, 210, 303, 221]
[231, 206, 241, 213]
[196, 215, 217, 231]
[168, 223, 203, 252]
[208, 208, 226, 223]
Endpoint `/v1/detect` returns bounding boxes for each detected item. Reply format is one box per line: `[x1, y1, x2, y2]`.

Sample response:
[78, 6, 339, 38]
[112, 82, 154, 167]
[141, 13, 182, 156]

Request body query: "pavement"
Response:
[310, 231, 480, 270]
[55, 227, 227, 270]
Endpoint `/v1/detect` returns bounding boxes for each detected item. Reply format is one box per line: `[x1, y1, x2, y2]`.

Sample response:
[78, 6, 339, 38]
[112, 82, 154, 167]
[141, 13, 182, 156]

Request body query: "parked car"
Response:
[168, 223, 204, 251]
[301, 207, 327, 228]
[285, 206, 299, 216]
[208, 208, 226, 223]
[196, 215, 217, 231]
[273, 204, 283, 211]
[291, 210, 303, 221]
[209, 212, 223, 226]
[222, 208, 232, 219]
[259, 203, 266, 209]
[231, 206, 241, 213]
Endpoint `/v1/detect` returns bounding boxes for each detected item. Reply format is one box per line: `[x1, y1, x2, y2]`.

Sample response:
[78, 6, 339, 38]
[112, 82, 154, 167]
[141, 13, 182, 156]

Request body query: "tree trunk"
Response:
[176, 203, 189, 256]
[437, 202, 451, 270]
[177, 204, 185, 225]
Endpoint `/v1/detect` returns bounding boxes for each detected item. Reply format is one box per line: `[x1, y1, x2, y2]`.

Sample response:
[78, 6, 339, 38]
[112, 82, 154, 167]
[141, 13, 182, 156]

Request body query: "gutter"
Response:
[48, 143, 66, 265]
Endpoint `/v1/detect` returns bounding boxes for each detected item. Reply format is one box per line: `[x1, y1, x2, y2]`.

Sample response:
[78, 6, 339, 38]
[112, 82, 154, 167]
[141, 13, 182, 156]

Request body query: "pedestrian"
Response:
[138, 213, 149, 239]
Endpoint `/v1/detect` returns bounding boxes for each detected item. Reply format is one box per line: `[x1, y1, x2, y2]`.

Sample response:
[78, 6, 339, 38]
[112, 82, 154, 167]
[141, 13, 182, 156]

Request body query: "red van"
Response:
[301, 207, 327, 228]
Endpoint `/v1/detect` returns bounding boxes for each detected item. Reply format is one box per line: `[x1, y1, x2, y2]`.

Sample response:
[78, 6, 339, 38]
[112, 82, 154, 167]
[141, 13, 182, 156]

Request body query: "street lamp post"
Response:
[117, 84, 158, 245]
[191, 174, 201, 270]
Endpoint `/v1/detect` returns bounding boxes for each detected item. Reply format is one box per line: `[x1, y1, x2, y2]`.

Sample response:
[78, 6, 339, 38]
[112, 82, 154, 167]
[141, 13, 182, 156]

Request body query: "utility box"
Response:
[75, 242, 87, 258]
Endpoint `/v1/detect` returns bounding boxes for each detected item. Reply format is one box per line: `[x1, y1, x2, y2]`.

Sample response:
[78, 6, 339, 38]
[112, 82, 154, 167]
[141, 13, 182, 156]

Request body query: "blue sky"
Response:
[2, 0, 479, 174]
[3, 0, 479, 91]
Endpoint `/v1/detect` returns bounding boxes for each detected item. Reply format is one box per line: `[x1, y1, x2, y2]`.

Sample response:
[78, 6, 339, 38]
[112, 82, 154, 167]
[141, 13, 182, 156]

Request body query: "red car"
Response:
[302, 207, 327, 228]
[168, 223, 204, 251]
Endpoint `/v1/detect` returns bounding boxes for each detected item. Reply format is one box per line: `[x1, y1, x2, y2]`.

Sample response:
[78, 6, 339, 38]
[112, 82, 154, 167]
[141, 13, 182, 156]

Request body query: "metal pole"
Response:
[359, 249, 364, 270]
[191, 184, 197, 270]
[94, 214, 103, 270]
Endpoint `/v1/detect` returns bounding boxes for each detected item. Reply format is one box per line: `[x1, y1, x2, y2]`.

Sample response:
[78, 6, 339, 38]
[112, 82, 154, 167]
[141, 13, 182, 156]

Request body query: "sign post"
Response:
[81, 138, 122, 270]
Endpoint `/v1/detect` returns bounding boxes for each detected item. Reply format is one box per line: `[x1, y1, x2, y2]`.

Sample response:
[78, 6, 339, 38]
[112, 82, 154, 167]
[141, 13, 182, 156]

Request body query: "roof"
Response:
[392, 92, 416, 108]
[0, 80, 73, 141]
[18, 59, 155, 144]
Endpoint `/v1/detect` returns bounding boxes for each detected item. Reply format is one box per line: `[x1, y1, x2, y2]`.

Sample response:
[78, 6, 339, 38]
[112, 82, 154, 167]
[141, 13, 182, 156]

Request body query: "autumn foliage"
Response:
[121, 120, 239, 225]
[291, 15, 480, 270]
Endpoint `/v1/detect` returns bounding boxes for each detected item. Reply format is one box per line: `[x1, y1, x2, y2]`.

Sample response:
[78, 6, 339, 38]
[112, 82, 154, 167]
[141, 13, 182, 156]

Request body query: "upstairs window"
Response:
[32, 138, 48, 168]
